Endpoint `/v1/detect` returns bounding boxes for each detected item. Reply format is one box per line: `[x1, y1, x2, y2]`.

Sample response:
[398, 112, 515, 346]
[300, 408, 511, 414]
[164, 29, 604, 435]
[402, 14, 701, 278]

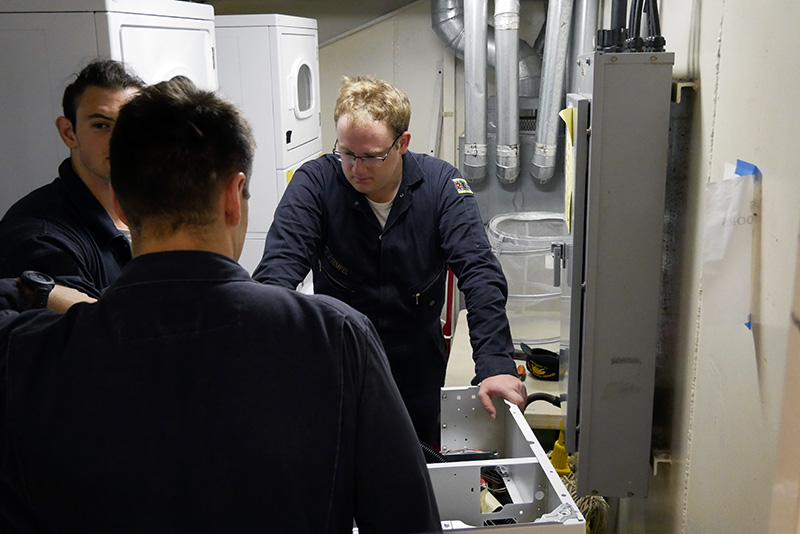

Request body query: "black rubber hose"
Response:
[611, 0, 627, 30]
[628, 0, 644, 39]
[420, 440, 449, 463]
[646, 0, 662, 37]
[525, 392, 562, 409]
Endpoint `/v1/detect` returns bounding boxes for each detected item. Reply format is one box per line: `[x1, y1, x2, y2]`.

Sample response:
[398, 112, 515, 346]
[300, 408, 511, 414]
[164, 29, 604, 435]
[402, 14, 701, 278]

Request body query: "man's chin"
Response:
[349, 180, 372, 195]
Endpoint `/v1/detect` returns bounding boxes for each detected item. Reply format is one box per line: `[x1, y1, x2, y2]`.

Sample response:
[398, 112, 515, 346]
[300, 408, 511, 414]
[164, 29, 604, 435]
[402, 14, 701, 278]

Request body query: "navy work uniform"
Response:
[0, 251, 441, 532]
[0, 158, 131, 298]
[255, 150, 518, 446]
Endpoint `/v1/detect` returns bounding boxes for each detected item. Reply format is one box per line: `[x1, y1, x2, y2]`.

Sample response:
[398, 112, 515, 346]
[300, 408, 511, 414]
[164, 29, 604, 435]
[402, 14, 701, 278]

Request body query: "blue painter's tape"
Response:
[745, 313, 752, 330]
[735, 159, 760, 177]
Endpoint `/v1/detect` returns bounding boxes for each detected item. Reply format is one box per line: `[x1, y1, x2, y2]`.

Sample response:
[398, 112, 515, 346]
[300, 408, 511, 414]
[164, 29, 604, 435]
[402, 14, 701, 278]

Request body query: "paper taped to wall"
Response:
[702, 160, 760, 327]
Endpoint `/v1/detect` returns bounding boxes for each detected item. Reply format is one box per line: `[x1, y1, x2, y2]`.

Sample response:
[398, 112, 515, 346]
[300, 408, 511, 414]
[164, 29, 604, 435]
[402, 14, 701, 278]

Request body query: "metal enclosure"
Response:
[428, 387, 585, 532]
[559, 51, 674, 498]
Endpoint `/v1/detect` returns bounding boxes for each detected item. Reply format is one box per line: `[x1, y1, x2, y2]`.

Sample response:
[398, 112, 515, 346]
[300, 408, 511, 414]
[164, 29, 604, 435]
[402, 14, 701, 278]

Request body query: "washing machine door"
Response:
[99, 11, 218, 90]
[272, 26, 320, 167]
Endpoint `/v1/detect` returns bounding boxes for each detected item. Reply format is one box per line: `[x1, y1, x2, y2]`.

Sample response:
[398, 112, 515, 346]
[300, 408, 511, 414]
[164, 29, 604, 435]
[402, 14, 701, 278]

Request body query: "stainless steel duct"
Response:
[430, 0, 541, 98]
[494, 0, 520, 184]
[531, 0, 574, 182]
[569, 0, 599, 92]
[463, 0, 488, 183]
[432, 0, 544, 185]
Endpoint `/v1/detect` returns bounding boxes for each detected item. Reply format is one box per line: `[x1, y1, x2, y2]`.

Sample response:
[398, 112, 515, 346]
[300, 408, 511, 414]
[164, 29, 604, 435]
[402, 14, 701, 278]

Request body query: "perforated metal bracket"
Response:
[534, 503, 582, 525]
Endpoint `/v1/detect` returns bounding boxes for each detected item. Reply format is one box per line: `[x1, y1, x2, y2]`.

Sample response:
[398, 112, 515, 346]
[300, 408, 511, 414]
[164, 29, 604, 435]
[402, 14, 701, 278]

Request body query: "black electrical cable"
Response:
[524, 392, 562, 409]
[643, 0, 665, 50]
[611, 0, 627, 30]
[420, 440, 449, 463]
[626, 0, 645, 51]
[594, 0, 628, 51]
[647, 0, 662, 39]
[647, 0, 661, 37]
[627, 0, 640, 37]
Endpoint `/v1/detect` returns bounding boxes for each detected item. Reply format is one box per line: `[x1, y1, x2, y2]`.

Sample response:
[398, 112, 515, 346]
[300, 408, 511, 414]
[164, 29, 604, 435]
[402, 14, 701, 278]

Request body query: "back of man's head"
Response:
[61, 58, 145, 128]
[110, 76, 255, 234]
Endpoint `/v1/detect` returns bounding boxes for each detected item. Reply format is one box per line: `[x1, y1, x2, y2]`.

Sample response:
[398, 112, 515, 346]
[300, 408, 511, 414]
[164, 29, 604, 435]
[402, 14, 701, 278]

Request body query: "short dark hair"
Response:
[61, 59, 145, 127]
[110, 76, 255, 233]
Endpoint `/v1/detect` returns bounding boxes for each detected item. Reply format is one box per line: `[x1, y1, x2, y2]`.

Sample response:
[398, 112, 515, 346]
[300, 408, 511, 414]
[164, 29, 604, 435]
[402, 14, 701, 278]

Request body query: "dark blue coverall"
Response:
[0, 158, 131, 299]
[254, 151, 518, 445]
[0, 251, 441, 532]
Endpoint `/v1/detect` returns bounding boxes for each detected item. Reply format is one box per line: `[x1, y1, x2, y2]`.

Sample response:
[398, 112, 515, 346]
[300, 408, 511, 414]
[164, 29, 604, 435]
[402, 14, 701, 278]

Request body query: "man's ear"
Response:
[111, 191, 129, 227]
[55, 116, 78, 149]
[223, 172, 247, 228]
[397, 131, 411, 155]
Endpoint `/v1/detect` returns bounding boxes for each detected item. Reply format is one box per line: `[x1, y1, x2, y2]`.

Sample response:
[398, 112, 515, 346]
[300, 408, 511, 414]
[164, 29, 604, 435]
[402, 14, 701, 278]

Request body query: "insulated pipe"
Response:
[569, 0, 599, 92]
[463, 0, 488, 183]
[531, 0, 575, 182]
[430, 0, 541, 98]
[431, 0, 472, 56]
[494, 0, 520, 185]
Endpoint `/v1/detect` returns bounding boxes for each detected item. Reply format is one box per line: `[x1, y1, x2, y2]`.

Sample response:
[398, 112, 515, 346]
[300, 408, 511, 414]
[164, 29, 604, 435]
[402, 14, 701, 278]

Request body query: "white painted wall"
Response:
[616, 0, 800, 532]
[318, 0, 459, 163]
[769, 233, 800, 534]
[313, 0, 800, 531]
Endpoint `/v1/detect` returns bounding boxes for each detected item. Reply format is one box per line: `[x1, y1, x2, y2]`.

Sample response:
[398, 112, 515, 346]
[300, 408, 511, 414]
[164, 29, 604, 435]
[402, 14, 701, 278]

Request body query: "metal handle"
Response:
[551, 242, 564, 287]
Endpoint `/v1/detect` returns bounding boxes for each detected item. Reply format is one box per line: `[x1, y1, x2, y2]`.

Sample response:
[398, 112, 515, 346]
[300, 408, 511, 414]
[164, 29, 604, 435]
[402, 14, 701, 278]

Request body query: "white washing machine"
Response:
[0, 0, 217, 216]
[215, 14, 322, 275]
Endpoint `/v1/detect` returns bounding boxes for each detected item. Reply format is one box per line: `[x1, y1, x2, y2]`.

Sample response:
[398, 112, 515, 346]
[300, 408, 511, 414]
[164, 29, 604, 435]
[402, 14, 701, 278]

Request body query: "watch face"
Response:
[21, 271, 54, 309]
[27, 272, 53, 285]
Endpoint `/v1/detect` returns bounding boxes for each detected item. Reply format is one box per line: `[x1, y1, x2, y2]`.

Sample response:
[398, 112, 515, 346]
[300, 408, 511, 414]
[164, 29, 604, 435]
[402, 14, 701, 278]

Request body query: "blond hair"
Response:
[334, 75, 411, 138]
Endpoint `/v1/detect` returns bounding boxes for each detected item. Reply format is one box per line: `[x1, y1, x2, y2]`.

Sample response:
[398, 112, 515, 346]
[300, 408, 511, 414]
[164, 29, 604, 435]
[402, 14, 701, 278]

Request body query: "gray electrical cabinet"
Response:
[558, 51, 674, 498]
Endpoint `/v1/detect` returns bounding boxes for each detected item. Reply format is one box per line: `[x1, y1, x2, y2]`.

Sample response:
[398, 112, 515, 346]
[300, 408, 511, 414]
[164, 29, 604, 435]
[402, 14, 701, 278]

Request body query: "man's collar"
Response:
[58, 158, 124, 245]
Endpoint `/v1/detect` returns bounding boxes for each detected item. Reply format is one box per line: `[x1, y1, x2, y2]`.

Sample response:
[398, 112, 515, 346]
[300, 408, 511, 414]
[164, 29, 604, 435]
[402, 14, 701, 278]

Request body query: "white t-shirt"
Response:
[366, 197, 394, 229]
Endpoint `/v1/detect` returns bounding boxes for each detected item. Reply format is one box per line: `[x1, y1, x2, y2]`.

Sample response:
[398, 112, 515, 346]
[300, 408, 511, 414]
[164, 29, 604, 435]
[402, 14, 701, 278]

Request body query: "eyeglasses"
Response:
[332, 133, 402, 167]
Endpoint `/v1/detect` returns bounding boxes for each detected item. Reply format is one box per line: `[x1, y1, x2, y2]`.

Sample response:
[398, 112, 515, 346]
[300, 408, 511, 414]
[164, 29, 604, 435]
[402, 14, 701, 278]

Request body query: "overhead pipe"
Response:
[518, 29, 543, 99]
[430, 0, 542, 99]
[569, 0, 599, 92]
[531, 0, 575, 182]
[494, 0, 520, 184]
[463, 0, 488, 183]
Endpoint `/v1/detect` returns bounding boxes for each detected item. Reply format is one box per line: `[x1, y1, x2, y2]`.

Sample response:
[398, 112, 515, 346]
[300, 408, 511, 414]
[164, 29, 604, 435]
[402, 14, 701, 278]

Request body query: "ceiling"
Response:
[197, 0, 420, 44]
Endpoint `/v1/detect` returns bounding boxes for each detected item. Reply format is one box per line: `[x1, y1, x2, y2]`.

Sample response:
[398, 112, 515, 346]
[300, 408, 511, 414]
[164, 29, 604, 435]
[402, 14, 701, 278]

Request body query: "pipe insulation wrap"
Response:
[532, 0, 575, 182]
[496, 145, 520, 157]
[463, 144, 488, 156]
[430, 0, 541, 98]
[495, 0, 520, 184]
[431, 0, 467, 52]
[569, 0, 598, 92]
[463, 0, 488, 182]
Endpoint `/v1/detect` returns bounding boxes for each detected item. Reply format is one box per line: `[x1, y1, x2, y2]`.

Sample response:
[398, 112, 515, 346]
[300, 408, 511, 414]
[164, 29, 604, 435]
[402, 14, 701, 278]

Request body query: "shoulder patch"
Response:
[452, 178, 473, 195]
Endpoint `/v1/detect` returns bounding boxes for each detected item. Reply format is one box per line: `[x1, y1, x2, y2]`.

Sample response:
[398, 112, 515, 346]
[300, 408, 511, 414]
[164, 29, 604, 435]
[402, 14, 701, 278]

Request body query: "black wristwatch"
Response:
[20, 271, 55, 309]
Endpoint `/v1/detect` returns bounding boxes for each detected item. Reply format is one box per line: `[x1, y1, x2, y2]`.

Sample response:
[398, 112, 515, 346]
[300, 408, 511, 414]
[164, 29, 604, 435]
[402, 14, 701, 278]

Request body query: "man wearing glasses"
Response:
[254, 75, 525, 447]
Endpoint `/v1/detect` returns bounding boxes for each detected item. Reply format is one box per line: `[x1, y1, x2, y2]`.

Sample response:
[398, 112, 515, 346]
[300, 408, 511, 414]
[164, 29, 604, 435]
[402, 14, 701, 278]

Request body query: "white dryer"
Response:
[215, 14, 322, 275]
[0, 0, 217, 216]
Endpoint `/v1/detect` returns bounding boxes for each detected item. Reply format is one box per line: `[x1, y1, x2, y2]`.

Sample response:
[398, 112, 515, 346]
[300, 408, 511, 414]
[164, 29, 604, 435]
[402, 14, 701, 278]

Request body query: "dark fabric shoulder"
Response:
[1, 178, 66, 223]
[0, 279, 26, 313]
[0, 159, 129, 295]
[295, 154, 347, 190]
